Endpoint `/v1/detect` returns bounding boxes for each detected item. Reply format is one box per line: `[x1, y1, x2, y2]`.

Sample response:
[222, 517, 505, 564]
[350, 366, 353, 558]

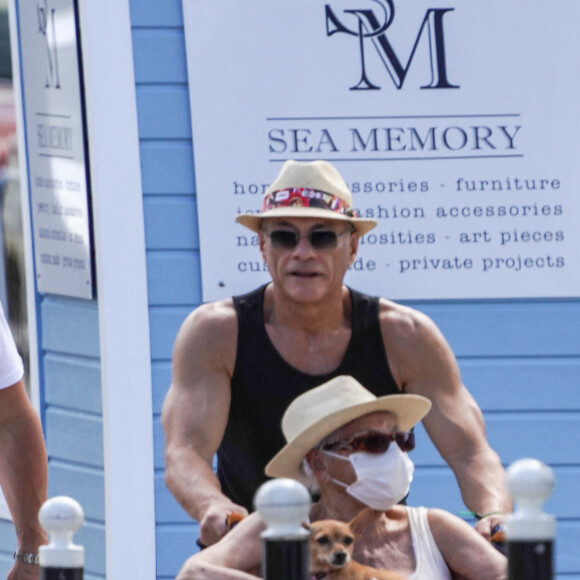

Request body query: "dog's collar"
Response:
[311, 572, 328, 580]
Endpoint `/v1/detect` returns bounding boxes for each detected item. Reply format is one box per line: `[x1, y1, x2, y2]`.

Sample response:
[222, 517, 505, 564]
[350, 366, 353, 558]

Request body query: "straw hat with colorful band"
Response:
[235, 160, 377, 235]
[265, 375, 431, 482]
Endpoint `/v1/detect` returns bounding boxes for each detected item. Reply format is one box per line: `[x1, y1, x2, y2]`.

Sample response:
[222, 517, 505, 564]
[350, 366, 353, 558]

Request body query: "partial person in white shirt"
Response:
[176, 376, 506, 580]
[0, 301, 47, 580]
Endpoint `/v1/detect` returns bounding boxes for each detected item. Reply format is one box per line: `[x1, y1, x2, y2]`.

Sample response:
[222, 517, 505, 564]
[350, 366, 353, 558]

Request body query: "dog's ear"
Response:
[302, 521, 311, 531]
[349, 507, 379, 537]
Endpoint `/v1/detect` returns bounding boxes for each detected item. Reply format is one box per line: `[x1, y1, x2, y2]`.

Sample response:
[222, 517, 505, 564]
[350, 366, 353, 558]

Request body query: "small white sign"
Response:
[184, 0, 580, 302]
[17, 0, 93, 299]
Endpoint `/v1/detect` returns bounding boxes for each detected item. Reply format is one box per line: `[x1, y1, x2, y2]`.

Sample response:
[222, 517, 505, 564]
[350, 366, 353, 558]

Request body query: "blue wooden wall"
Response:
[2, 1, 578, 579]
[409, 301, 580, 578]
[0, 295, 106, 580]
[5, 1, 576, 579]
[129, 1, 580, 579]
[130, 1, 201, 578]
[40, 297, 105, 580]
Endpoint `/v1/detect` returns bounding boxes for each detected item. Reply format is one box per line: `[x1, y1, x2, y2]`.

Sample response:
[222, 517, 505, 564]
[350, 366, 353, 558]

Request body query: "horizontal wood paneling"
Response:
[149, 307, 196, 361]
[486, 413, 580, 466]
[155, 472, 190, 524]
[140, 142, 195, 195]
[0, 520, 106, 577]
[44, 353, 102, 414]
[0, 555, 13, 580]
[46, 408, 104, 468]
[140, 140, 195, 196]
[0, 519, 16, 562]
[148, 313, 580, 402]
[136, 86, 192, 139]
[152, 361, 171, 414]
[129, 0, 183, 28]
[412, 413, 580, 467]
[156, 523, 200, 578]
[40, 297, 100, 357]
[133, 29, 187, 84]
[147, 252, 202, 305]
[76, 520, 106, 577]
[410, 465, 580, 519]
[555, 521, 580, 573]
[148, 300, 580, 358]
[144, 197, 198, 250]
[129, 4, 579, 580]
[49, 461, 105, 522]
[407, 466, 463, 514]
[416, 301, 580, 357]
[37, 294, 105, 570]
[459, 357, 580, 412]
[153, 416, 165, 469]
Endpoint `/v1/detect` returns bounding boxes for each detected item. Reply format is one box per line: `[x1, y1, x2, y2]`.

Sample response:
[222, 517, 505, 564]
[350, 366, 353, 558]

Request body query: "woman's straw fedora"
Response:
[265, 375, 431, 481]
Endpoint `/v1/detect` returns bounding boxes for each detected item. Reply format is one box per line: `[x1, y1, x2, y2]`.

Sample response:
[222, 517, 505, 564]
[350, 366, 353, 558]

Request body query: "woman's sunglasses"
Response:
[266, 228, 351, 250]
[322, 431, 415, 454]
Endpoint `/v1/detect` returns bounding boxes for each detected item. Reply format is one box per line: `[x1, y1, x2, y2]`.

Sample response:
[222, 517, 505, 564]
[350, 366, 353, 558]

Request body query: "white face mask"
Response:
[323, 443, 414, 511]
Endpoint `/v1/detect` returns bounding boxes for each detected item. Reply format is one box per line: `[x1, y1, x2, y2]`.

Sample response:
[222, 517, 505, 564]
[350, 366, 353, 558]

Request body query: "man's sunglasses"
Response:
[265, 228, 351, 250]
[322, 431, 415, 454]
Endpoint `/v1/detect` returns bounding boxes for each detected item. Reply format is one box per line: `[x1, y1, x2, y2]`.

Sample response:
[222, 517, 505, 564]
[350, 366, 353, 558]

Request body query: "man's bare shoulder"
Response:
[179, 299, 236, 336]
[377, 298, 439, 344]
[377, 297, 461, 394]
[174, 299, 238, 363]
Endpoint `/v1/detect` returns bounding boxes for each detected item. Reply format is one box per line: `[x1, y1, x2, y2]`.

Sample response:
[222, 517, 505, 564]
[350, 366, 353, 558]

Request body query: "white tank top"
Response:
[407, 507, 452, 580]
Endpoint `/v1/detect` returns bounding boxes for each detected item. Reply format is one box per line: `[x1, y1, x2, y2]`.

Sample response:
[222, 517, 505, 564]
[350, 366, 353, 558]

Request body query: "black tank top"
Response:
[217, 284, 400, 511]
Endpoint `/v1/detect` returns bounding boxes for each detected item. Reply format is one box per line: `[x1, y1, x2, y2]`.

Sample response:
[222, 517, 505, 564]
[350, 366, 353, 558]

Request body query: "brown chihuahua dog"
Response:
[305, 509, 408, 580]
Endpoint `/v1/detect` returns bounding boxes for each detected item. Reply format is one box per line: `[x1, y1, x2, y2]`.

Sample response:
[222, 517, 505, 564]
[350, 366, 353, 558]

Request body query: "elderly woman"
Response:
[177, 376, 506, 580]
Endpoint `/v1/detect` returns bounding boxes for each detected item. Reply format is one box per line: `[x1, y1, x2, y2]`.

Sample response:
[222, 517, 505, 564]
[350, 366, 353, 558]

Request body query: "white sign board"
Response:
[17, 0, 93, 298]
[183, 1, 580, 302]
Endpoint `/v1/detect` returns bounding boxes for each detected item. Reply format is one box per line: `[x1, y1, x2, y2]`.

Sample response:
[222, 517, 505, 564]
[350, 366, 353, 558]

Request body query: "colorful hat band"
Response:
[262, 187, 356, 217]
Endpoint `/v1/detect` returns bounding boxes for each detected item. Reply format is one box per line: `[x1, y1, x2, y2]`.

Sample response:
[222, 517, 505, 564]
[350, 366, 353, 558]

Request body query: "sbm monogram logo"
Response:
[325, 0, 458, 91]
[37, 0, 61, 89]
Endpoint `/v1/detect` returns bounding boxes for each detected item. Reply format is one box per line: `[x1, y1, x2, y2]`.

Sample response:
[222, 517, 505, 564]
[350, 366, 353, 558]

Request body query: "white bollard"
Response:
[38, 496, 85, 580]
[254, 478, 311, 580]
[506, 458, 555, 580]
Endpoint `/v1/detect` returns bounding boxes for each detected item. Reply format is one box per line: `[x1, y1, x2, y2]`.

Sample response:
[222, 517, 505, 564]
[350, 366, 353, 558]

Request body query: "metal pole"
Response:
[38, 496, 85, 580]
[254, 478, 311, 580]
[506, 458, 555, 580]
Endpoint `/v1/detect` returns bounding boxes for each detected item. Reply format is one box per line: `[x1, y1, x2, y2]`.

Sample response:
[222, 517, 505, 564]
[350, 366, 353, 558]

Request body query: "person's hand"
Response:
[199, 501, 248, 547]
[474, 513, 507, 541]
[7, 561, 40, 580]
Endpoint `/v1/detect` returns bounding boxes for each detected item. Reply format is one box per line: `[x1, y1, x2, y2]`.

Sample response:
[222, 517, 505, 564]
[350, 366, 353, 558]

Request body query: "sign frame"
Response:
[16, 0, 94, 299]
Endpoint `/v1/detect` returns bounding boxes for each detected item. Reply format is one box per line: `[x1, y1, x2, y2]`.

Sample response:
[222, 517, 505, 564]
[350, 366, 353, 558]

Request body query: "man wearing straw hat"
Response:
[162, 159, 510, 547]
[175, 376, 507, 580]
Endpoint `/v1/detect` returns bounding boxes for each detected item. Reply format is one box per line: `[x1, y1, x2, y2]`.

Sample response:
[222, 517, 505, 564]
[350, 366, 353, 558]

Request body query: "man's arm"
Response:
[162, 300, 248, 546]
[176, 512, 264, 579]
[0, 380, 48, 580]
[381, 302, 512, 537]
